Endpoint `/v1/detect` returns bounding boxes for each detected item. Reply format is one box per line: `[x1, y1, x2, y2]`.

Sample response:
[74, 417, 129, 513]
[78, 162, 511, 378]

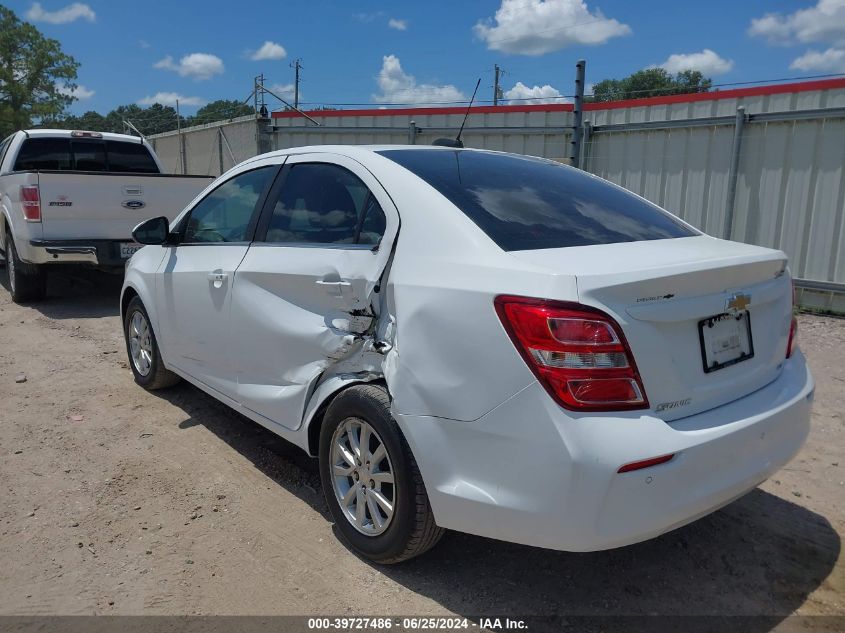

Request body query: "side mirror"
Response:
[132, 216, 172, 245]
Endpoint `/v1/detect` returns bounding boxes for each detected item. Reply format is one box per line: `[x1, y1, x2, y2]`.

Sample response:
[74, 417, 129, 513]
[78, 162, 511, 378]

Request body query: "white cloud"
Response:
[790, 47, 845, 72]
[474, 0, 630, 56]
[154, 53, 224, 81]
[372, 55, 466, 105]
[354, 11, 384, 23]
[749, 0, 845, 46]
[138, 92, 206, 107]
[656, 49, 734, 76]
[268, 83, 298, 102]
[25, 2, 95, 24]
[139, 39, 151, 49]
[58, 84, 95, 100]
[504, 81, 570, 104]
[250, 41, 287, 61]
[388, 18, 408, 31]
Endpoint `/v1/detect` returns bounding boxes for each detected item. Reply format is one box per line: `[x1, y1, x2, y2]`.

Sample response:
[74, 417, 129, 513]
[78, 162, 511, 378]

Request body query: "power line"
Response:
[50, 71, 845, 133]
[290, 72, 845, 109]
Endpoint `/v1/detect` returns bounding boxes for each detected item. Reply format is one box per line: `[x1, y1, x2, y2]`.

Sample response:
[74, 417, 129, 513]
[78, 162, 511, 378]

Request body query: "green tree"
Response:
[44, 102, 190, 136]
[0, 5, 80, 136]
[191, 99, 254, 126]
[592, 68, 712, 102]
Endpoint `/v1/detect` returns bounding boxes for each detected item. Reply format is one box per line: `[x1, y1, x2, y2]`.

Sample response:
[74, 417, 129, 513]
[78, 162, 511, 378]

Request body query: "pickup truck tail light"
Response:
[495, 296, 649, 411]
[20, 185, 41, 222]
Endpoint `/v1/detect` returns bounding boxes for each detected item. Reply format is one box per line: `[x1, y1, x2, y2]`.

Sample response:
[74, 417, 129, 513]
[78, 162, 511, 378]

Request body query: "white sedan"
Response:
[122, 145, 813, 563]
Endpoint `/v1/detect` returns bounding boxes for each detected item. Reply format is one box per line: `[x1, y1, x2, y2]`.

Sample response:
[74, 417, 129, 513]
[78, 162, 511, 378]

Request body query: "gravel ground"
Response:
[0, 267, 842, 624]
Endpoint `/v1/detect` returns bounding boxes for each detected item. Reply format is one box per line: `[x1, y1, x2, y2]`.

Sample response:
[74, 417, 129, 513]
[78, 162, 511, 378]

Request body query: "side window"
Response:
[264, 163, 387, 246]
[183, 166, 275, 243]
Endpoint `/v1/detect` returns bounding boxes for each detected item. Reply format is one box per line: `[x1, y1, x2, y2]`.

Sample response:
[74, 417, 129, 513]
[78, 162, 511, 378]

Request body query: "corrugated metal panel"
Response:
[586, 113, 845, 285]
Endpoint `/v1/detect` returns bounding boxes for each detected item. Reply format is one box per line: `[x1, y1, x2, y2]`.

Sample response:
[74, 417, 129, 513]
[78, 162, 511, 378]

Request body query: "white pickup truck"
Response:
[0, 129, 214, 302]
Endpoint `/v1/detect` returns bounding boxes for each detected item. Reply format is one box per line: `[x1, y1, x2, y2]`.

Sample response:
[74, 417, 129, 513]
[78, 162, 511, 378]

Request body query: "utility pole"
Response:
[493, 64, 503, 106]
[291, 58, 303, 109]
[176, 99, 186, 175]
[253, 74, 261, 114]
[569, 59, 586, 169]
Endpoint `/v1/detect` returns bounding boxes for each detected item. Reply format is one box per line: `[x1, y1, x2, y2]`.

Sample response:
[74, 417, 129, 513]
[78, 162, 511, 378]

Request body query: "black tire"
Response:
[5, 231, 46, 303]
[319, 384, 444, 564]
[123, 296, 180, 390]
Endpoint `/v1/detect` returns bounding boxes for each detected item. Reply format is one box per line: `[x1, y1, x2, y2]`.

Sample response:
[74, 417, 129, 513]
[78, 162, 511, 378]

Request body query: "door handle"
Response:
[208, 271, 228, 288]
[315, 280, 351, 288]
[316, 279, 352, 296]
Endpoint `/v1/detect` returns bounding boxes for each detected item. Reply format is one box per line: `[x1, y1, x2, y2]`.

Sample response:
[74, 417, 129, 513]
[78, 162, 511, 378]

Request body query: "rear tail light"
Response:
[495, 296, 649, 411]
[20, 185, 41, 222]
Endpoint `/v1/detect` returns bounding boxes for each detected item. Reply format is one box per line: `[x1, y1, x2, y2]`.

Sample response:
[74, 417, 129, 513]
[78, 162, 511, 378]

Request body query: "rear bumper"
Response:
[396, 351, 814, 552]
[24, 239, 134, 267]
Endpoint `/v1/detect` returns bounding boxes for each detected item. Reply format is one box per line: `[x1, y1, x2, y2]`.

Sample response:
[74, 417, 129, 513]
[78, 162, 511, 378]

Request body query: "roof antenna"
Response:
[433, 78, 481, 148]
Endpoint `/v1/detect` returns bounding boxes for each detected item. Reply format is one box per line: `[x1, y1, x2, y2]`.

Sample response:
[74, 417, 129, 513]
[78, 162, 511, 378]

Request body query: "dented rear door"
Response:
[229, 153, 398, 430]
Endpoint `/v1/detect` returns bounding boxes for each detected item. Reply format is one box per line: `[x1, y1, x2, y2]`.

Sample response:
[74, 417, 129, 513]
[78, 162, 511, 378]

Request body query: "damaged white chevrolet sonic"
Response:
[121, 146, 813, 563]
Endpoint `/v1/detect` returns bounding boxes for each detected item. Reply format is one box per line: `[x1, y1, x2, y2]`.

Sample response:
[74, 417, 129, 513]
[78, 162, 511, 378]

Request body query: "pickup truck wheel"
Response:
[319, 384, 444, 564]
[5, 231, 46, 303]
[123, 296, 180, 390]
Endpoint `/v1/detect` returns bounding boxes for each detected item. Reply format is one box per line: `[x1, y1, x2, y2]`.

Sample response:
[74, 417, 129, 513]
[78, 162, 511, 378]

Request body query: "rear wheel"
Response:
[123, 296, 180, 390]
[5, 231, 46, 303]
[319, 384, 444, 563]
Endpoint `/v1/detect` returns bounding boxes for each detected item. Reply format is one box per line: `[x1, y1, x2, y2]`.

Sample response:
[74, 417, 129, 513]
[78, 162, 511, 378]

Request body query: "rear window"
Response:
[378, 149, 696, 251]
[72, 140, 106, 171]
[13, 138, 159, 173]
[14, 138, 72, 171]
[106, 141, 159, 173]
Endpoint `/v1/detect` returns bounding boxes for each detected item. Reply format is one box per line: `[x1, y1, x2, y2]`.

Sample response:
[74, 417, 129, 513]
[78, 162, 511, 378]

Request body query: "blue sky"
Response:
[6, 1, 845, 115]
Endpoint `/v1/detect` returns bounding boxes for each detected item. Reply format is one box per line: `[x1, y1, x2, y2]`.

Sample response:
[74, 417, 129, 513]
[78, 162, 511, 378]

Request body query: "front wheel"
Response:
[319, 384, 444, 563]
[123, 296, 180, 390]
[5, 232, 46, 303]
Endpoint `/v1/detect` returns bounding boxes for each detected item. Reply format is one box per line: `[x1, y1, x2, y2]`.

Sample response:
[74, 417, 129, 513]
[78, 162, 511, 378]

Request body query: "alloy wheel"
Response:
[330, 417, 395, 536]
[128, 310, 153, 377]
[7, 247, 15, 293]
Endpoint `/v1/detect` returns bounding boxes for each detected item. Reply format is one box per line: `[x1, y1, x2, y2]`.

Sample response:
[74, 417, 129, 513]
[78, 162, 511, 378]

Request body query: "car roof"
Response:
[242, 144, 521, 168]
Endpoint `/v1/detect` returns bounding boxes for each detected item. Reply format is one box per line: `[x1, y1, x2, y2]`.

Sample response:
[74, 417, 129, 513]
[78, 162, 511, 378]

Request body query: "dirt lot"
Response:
[0, 266, 843, 623]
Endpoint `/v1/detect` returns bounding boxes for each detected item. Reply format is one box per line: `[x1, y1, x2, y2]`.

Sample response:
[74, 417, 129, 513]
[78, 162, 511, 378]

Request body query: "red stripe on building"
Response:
[583, 77, 845, 111]
[271, 77, 845, 120]
[272, 103, 573, 119]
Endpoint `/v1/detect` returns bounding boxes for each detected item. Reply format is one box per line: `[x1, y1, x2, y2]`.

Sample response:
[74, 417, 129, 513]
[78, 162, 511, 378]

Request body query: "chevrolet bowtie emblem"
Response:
[726, 292, 751, 313]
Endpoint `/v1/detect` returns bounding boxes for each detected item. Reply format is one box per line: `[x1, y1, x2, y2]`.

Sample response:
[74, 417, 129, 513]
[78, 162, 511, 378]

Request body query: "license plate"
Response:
[698, 311, 754, 373]
[120, 242, 143, 258]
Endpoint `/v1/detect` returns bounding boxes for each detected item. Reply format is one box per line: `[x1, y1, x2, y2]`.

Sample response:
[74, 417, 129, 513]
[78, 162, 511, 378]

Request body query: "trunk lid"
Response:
[509, 236, 793, 421]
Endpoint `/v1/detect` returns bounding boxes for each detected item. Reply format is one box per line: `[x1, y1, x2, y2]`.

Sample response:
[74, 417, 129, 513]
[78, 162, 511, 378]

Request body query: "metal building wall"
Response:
[149, 115, 258, 176]
[272, 108, 573, 161]
[147, 133, 182, 174]
[583, 86, 845, 296]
